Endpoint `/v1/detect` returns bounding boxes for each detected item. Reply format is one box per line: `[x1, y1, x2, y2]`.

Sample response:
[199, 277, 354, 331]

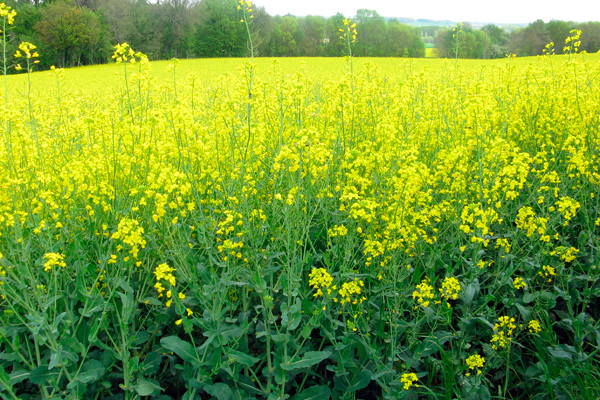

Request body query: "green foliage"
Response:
[34, 0, 107, 67]
[194, 0, 245, 57]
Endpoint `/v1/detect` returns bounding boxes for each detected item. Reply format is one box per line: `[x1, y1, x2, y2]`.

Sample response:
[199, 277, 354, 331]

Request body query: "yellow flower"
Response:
[413, 278, 434, 308]
[43, 253, 67, 272]
[439, 276, 461, 302]
[528, 320, 542, 334]
[309, 267, 333, 297]
[491, 316, 516, 350]
[465, 354, 485, 375]
[513, 277, 526, 290]
[400, 373, 418, 390]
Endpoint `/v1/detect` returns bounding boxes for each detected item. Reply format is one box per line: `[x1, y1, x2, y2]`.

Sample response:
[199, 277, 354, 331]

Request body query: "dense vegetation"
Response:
[1, 2, 600, 398]
[2, 0, 600, 71]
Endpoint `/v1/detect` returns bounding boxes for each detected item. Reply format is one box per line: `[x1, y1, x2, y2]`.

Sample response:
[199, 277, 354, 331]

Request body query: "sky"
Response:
[253, 0, 599, 25]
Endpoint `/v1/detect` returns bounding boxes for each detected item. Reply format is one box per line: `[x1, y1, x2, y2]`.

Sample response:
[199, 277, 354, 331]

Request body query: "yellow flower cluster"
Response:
[513, 277, 526, 290]
[515, 206, 547, 238]
[465, 354, 485, 376]
[564, 29, 582, 54]
[153, 263, 179, 306]
[0, 3, 17, 25]
[400, 372, 419, 390]
[337, 279, 366, 305]
[43, 252, 66, 272]
[14, 42, 38, 59]
[413, 276, 461, 308]
[528, 320, 542, 334]
[111, 218, 147, 259]
[309, 267, 333, 297]
[439, 276, 461, 302]
[237, 0, 254, 22]
[328, 224, 348, 238]
[13, 42, 40, 71]
[412, 278, 435, 308]
[538, 265, 556, 282]
[491, 316, 516, 350]
[555, 196, 580, 224]
[550, 246, 579, 263]
[339, 19, 358, 43]
[111, 43, 149, 64]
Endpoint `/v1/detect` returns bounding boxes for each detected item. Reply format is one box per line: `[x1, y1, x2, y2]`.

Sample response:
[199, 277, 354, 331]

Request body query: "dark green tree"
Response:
[194, 0, 245, 57]
[324, 13, 345, 56]
[34, 0, 107, 67]
[298, 15, 325, 56]
[353, 9, 387, 56]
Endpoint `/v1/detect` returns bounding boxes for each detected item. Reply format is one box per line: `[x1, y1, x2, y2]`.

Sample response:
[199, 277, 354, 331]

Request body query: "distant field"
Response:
[2, 53, 600, 399]
[7, 54, 600, 96]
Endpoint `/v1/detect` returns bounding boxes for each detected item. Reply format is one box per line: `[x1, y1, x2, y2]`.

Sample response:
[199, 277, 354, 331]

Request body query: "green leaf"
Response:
[76, 360, 105, 383]
[347, 370, 372, 392]
[49, 346, 63, 370]
[8, 370, 29, 385]
[463, 279, 479, 305]
[228, 349, 259, 366]
[523, 292, 538, 304]
[515, 303, 530, 319]
[548, 344, 577, 360]
[293, 385, 331, 400]
[414, 339, 439, 358]
[161, 336, 198, 363]
[135, 378, 163, 396]
[204, 382, 233, 400]
[280, 351, 332, 371]
[0, 366, 11, 386]
[237, 375, 264, 395]
[29, 366, 60, 385]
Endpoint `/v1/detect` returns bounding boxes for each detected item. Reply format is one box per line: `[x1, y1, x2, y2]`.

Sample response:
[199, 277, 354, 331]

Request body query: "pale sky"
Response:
[254, 0, 599, 25]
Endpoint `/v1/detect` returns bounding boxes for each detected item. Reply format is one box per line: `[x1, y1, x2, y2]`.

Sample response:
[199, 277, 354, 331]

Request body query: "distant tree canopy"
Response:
[433, 19, 600, 59]
[2, 0, 600, 71]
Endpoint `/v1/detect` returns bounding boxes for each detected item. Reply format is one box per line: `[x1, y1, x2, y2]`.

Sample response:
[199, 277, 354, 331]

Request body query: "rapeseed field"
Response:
[1, 6, 600, 399]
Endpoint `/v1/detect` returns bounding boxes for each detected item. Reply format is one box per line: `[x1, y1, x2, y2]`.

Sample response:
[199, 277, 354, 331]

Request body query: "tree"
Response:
[575, 21, 600, 53]
[354, 9, 387, 56]
[324, 13, 345, 56]
[510, 20, 550, 56]
[161, 0, 198, 58]
[386, 20, 424, 58]
[298, 15, 325, 56]
[35, 0, 107, 67]
[194, 0, 245, 57]
[546, 20, 571, 48]
[269, 15, 299, 56]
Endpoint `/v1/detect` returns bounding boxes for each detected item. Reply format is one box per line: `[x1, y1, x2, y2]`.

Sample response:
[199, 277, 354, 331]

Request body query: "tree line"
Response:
[3, 0, 600, 72]
[434, 20, 600, 59]
[3, 0, 425, 71]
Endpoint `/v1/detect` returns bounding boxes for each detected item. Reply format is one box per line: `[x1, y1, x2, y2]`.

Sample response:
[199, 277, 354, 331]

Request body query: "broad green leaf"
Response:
[548, 344, 577, 360]
[463, 279, 479, 305]
[280, 351, 332, 371]
[523, 292, 538, 304]
[237, 375, 264, 395]
[347, 370, 372, 392]
[161, 336, 198, 363]
[135, 378, 163, 396]
[293, 385, 331, 400]
[76, 360, 105, 383]
[228, 349, 259, 366]
[204, 382, 233, 400]
[8, 370, 29, 385]
[29, 366, 60, 385]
